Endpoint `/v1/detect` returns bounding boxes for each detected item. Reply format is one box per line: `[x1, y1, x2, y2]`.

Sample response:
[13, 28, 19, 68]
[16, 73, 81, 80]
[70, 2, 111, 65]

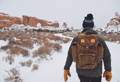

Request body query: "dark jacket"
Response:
[64, 29, 111, 77]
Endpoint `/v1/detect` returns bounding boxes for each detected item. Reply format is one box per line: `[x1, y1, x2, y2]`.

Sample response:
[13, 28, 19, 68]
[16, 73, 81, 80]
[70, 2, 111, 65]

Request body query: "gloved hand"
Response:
[64, 70, 71, 81]
[103, 71, 112, 81]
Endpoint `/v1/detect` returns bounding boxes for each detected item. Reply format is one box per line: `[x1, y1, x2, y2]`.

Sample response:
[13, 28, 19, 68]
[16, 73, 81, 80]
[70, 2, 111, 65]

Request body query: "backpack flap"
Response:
[75, 33, 103, 69]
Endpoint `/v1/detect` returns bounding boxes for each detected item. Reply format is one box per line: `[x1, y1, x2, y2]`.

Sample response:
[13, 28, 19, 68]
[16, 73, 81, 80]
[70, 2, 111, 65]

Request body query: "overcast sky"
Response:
[0, 0, 120, 28]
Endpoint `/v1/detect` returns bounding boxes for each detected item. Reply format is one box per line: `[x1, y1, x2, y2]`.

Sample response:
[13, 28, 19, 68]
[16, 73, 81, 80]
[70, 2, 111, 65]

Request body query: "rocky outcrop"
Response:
[23, 16, 59, 27]
[0, 12, 59, 28]
[0, 20, 13, 27]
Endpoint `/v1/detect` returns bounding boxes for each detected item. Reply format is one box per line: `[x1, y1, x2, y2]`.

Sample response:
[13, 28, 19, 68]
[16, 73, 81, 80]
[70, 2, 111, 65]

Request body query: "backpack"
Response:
[72, 33, 104, 69]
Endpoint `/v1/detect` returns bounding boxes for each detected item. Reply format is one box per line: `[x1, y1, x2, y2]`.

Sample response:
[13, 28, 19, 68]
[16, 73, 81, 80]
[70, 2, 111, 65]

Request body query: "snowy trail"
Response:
[22, 41, 79, 82]
[0, 40, 120, 82]
[22, 41, 120, 82]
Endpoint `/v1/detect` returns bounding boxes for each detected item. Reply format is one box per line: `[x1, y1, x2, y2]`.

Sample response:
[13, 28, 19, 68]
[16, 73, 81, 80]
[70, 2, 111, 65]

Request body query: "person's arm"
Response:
[101, 39, 111, 72]
[64, 37, 77, 70]
[100, 38, 112, 81]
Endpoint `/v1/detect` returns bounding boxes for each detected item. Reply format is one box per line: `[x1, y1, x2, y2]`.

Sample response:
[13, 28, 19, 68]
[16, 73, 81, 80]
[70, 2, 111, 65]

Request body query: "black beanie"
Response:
[82, 13, 94, 28]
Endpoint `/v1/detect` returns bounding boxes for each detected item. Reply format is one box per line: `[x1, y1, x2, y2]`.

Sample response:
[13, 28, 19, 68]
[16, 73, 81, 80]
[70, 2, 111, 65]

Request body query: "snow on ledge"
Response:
[0, 24, 72, 32]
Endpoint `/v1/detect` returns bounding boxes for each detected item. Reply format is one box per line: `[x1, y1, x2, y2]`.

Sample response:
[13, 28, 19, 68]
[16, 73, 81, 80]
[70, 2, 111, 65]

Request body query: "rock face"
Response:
[0, 20, 13, 27]
[0, 12, 59, 28]
[0, 13, 22, 27]
[23, 16, 59, 27]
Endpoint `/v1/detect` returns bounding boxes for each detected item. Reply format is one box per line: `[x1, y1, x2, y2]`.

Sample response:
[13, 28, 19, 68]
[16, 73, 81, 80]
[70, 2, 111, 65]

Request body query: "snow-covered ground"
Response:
[0, 37, 120, 82]
[1, 24, 71, 32]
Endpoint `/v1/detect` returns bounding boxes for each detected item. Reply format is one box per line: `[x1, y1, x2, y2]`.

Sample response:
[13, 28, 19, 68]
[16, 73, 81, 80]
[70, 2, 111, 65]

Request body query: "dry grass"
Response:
[0, 30, 70, 62]
[33, 39, 62, 57]
[8, 46, 28, 56]
[33, 45, 51, 57]
[44, 39, 53, 47]
[6, 55, 14, 64]
[62, 38, 70, 43]
[48, 35, 62, 41]
[20, 60, 33, 67]
[32, 64, 39, 71]
[1, 45, 28, 56]
[52, 43, 62, 52]
[5, 68, 23, 82]
[103, 34, 120, 43]
[9, 39, 33, 48]
[0, 29, 72, 72]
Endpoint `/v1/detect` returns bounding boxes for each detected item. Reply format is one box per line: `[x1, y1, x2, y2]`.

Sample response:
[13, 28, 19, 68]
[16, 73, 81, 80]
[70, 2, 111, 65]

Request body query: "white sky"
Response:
[0, 0, 120, 28]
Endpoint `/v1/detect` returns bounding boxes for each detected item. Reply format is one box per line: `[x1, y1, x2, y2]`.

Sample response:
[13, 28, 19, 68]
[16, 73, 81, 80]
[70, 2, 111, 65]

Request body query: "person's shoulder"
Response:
[72, 33, 81, 42]
[97, 34, 105, 44]
[73, 36, 78, 41]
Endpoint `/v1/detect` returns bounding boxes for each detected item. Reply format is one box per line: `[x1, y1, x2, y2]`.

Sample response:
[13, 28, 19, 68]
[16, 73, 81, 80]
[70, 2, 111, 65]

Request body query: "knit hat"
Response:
[82, 13, 94, 28]
[85, 13, 94, 20]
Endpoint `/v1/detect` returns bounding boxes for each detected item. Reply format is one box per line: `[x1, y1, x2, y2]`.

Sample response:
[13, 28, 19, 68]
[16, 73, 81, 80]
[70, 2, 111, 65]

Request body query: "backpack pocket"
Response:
[78, 54, 96, 66]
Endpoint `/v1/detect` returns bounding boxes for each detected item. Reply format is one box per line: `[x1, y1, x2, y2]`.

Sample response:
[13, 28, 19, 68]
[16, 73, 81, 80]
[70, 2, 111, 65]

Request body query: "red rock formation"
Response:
[22, 15, 59, 27]
[0, 20, 13, 27]
[39, 19, 49, 26]
[28, 17, 39, 27]
[23, 16, 30, 26]
[0, 12, 59, 28]
[0, 13, 22, 27]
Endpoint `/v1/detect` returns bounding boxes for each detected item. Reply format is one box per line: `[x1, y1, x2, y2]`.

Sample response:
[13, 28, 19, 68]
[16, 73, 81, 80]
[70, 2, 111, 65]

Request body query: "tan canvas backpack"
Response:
[72, 33, 104, 69]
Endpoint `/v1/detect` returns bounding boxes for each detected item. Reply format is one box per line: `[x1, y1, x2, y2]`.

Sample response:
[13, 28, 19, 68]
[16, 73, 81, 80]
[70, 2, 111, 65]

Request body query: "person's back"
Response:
[64, 13, 112, 82]
[72, 33, 104, 70]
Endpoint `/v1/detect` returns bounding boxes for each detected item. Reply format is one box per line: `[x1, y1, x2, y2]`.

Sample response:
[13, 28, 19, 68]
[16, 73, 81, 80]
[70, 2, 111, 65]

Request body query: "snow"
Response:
[105, 25, 120, 32]
[21, 41, 120, 82]
[0, 37, 120, 82]
[0, 40, 9, 48]
[106, 42, 120, 82]
[19, 40, 79, 82]
[0, 0, 120, 81]
[0, 24, 71, 32]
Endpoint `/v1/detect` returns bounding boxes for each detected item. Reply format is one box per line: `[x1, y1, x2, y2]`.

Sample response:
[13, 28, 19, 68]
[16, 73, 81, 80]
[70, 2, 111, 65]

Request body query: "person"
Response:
[64, 13, 112, 82]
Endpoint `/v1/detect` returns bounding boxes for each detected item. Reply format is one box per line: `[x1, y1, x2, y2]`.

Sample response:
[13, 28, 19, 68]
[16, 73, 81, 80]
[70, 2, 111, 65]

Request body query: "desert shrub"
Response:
[63, 38, 70, 43]
[9, 39, 33, 48]
[32, 64, 39, 71]
[20, 60, 33, 67]
[52, 43, 62, 52]
[33, 45, 51, 57]
[6, 55, 14, 64]
[5, 68, 23, 82]
[44, 39, 53, 47]
[8, 46, 29, 56]
[1, 45, 12, 50]
[1, 45, 29, 56]
[47, 34, 62, 41]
